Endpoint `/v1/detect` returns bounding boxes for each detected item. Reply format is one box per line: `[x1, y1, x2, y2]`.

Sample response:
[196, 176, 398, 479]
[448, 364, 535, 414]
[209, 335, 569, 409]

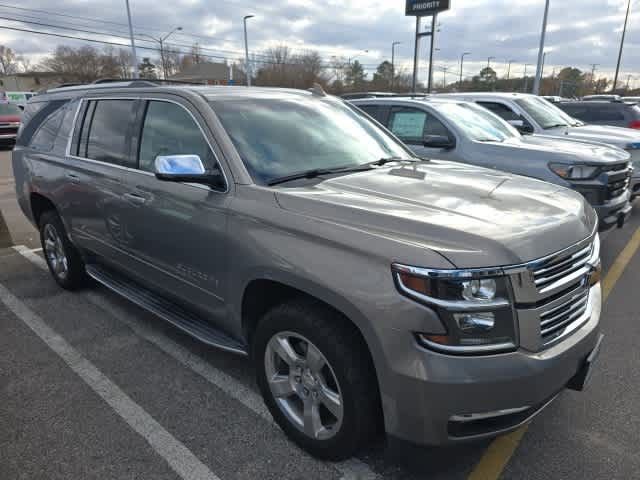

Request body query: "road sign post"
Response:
[406, 0, 451, 93]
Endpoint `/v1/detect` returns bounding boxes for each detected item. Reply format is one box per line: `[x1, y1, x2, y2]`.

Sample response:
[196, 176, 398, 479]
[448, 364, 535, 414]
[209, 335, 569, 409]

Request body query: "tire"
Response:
[253, 298, 380, 460]
[39, 210, 87, 290]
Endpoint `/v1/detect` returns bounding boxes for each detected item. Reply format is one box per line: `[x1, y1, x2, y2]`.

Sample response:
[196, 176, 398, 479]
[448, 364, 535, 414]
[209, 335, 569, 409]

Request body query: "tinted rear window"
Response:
[76, 99, 136, 166]
[16, 100, 68, 147]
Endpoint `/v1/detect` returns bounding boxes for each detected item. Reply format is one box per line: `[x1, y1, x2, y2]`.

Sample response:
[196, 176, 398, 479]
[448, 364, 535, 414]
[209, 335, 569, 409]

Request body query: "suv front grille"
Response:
[539, 288, 590, 343]
[604, 162, 632, 200]
[531, 243, 592, 292]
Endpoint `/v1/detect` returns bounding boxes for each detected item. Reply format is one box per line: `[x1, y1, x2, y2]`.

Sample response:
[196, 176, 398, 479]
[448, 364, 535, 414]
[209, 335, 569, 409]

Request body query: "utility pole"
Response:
[506, 59, 515, 80]
[124, 0, 138, 78]
[613, 0, 632, 92]
[427, 14, 438, 93]
[533, 0, 550, 95]
[523, 64, 532, 93]
[391, 41, 401, 91]
[243, 15, 254, 87]
[442, 66, 449, 89]
[487, 56, 495, 70]
[459, 52, 471, 90]
[411, 16, 422, 92]
[137, 27, 182, 80]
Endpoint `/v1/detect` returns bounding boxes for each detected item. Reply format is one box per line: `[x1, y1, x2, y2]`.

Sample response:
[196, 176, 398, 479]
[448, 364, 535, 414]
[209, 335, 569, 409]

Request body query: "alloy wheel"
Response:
[264, 331, 344, 440]
[43, 223, 69, 280]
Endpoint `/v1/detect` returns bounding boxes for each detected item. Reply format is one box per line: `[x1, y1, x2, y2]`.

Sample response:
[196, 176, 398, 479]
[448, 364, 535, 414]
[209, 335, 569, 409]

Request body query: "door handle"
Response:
[123, 192, 148, 205]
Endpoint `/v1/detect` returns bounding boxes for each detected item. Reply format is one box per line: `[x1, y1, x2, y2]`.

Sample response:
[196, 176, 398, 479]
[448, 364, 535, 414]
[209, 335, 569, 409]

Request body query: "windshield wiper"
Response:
[370, 156, 418, 166]
[267, 165, 374, 186]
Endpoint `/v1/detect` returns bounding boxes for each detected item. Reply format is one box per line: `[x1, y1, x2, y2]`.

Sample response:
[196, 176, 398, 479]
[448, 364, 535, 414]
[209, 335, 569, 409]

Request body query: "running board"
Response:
[86, 264, 248, 356]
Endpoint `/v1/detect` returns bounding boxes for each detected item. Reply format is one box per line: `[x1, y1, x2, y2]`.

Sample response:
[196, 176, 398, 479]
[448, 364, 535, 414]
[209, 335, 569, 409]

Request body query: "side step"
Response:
[86, 264, 248, 356]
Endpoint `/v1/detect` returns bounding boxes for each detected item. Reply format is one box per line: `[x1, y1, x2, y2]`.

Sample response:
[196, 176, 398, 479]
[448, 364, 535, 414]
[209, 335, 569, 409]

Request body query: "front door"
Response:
[117, 98, 231, 326]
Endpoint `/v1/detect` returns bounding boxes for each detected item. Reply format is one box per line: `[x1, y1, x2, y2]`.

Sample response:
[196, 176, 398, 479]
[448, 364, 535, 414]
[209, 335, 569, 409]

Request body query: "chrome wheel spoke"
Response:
[268, 374, 295, 398]
[272, 336, 301, 366]
[305, 343, 325, 374]
[318, 386, 342, 419]
[44, 238, 56, 251]
[303, 399, 323, 439]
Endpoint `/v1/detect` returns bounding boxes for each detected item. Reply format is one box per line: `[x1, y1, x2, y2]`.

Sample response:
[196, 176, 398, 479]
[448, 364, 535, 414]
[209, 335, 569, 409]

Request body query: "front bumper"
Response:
[590, 189, 632, 231]
[381, 283, 602, 446]
[630, 175, 640, 199]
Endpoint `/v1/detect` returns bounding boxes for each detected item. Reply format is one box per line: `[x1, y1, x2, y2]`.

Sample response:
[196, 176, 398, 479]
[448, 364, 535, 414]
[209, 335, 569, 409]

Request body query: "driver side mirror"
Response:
[508, 119, 534, 134]
[423, 134, 456, 150]
[154, 154, 224, 188]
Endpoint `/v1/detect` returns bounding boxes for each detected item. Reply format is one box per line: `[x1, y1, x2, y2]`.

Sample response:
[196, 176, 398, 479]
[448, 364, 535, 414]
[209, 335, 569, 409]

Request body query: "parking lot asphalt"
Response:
[1, 149, 639, 480]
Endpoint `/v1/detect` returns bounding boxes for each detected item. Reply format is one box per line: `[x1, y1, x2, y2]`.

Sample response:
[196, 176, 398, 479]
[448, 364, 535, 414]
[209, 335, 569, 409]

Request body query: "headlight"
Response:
[549, 163, 600, 180]
[392, 264, 517, 355]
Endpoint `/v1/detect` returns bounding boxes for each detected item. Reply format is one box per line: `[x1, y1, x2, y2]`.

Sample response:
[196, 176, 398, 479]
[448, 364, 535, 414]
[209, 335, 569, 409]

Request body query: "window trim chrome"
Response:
[65, 95, 230, 194]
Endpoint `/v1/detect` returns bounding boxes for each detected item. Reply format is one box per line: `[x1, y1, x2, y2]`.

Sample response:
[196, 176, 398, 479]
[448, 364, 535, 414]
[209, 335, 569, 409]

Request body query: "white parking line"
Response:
[12, 245, 381, 480]
[0, 280, 220, 480]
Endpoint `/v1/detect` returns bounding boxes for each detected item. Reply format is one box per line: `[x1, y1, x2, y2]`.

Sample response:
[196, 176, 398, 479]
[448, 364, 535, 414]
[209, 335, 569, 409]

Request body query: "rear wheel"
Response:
[253, 299, 380, 460]
[39, 210, 87, 290]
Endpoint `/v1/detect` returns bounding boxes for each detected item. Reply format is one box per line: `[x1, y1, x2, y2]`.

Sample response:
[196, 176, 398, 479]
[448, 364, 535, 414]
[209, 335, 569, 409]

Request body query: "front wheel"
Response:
[253, 299, 380, 460]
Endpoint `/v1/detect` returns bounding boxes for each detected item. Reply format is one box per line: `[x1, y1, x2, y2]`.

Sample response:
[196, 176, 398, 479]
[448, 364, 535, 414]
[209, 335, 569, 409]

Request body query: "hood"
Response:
[275, 160, 596, 269]
[545, 124, 640, 148]
[515, 135, 631, 165]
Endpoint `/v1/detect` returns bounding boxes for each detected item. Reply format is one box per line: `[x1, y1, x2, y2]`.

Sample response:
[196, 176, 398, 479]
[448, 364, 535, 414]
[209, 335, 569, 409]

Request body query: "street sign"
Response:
[405, 0, 450, 16]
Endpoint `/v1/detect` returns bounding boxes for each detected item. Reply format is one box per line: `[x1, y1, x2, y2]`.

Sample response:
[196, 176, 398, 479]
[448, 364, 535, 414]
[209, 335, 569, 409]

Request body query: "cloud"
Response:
[0, 0, 637, 84]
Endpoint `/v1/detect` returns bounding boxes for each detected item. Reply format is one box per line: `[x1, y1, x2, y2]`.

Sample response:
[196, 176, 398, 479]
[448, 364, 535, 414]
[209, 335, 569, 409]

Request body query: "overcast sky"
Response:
[0, 0, 637, 86]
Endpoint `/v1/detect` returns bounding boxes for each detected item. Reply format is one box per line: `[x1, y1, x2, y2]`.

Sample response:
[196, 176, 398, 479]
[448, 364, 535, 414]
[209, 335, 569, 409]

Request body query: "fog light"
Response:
[454, 312, 495, 332]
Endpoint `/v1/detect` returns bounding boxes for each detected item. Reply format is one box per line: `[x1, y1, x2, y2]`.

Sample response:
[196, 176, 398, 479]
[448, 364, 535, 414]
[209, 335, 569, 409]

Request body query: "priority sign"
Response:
[405, 0, 450, 16]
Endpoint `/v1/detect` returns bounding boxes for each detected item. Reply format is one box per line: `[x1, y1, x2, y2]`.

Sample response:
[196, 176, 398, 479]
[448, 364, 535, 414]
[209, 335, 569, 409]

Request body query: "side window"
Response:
[29, 107, 66, 152]
[358, 105, 388, 125]
[16, 100, 67, 147]
[138, 101, 218, 175]
[388, 107, 450, 144]
[477, 102, 521, 121]
[81, 99, 136, 166]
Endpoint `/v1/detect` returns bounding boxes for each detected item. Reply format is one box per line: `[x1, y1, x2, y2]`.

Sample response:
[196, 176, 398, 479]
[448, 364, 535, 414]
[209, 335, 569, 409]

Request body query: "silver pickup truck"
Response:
[13, 82, 603, 459]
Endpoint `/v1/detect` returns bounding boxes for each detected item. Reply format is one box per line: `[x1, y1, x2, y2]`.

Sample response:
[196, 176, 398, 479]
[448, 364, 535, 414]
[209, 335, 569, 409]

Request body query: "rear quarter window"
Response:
[16, 100, 68, 147]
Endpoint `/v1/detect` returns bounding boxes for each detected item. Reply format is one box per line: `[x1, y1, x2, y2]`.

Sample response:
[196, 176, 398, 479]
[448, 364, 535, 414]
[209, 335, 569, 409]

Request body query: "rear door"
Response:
[63, 97, 138, 267]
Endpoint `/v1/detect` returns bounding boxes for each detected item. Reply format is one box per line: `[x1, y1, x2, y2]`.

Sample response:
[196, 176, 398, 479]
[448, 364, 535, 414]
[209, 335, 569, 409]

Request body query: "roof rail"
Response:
[44, 78, 207, 94]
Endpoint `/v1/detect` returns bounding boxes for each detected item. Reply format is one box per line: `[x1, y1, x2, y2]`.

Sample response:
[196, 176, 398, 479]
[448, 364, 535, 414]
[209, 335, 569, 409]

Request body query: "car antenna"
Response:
[309, 83, 327, 97]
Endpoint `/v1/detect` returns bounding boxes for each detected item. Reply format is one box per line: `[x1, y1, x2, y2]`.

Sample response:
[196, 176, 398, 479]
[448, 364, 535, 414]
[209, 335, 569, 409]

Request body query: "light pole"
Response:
[124, 0, 138, 78]
[506, 59, 516, 80]
[487, 56, 495, 70]
[541, 52, 549, 79]
[459, 52, 471, 89]
[391, 41, 401, 91]
[523, 63, 533, 92]
[243, 15, 254, 87]
[533, 0, 550, 95]
[613, 0, 632, 92]
[138, 26, 182, 79]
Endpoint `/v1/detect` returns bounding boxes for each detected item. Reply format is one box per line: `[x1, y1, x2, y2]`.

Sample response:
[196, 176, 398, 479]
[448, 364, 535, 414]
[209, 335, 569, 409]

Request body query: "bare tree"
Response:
[0, 45, 18, 75]
[40, 45, 122, 82]
[253, 46, 328, 89]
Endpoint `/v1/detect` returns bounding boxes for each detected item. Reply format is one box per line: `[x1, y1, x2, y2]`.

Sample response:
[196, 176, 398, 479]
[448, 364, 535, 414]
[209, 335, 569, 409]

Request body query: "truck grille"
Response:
[604, 162, 632, 200]
[539, 289, 590, 343]
[531, 243, 593, 292]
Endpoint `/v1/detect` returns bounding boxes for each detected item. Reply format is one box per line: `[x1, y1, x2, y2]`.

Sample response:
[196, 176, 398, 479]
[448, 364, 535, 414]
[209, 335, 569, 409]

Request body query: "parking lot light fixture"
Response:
[459, 52, 471, 88]
[244, 15, 254, 87]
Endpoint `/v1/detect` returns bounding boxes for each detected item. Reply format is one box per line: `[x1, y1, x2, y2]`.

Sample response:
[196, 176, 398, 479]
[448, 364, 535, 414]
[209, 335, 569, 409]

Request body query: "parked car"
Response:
[14, 82, 603, 459]
[622, 97, 640, 103]
[6, 91, 37, 110]
[0, 102, 22, 147]
[351, 97, 632, 231]
[582, 95, 622, 101]
[555, 100, 640, 130]
[439, 93, 640, 199]
[341, 92, 398, 100]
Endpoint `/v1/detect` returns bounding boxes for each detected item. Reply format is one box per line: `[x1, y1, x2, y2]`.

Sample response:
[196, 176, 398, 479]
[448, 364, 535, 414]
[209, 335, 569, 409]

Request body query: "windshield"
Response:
[208, 95, 412, 185]
[433, 102, 518, 142]
[515, 96, 582, 129]
[0, 103, 22, 115]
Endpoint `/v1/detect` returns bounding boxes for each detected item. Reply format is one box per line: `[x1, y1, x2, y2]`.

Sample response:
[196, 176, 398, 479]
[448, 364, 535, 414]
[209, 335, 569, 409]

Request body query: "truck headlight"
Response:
[392, 264, 517, 355]
[549, 163, 599, 180]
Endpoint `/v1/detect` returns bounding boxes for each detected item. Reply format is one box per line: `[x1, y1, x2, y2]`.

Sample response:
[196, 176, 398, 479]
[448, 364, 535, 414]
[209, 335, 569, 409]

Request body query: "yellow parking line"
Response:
[467, 226, 640, 480]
